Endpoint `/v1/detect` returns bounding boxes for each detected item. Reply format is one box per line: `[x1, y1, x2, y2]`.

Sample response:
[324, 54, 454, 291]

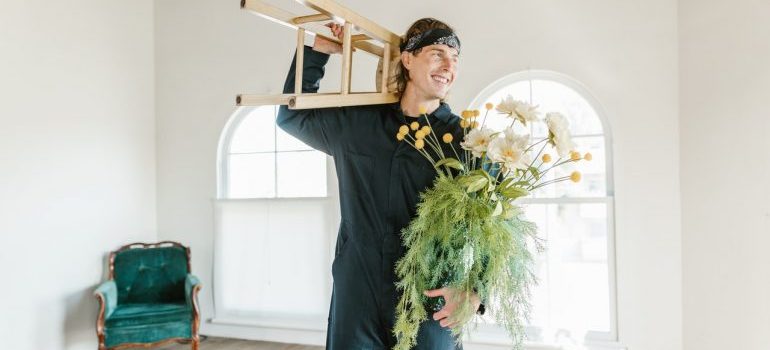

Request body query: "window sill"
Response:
[213, 196, 330, 202]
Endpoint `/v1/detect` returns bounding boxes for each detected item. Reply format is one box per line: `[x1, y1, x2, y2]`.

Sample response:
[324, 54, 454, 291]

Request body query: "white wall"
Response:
[155, 1, 681, 350]
[680, 1, 770, 350]
[0, 1, 156, 349]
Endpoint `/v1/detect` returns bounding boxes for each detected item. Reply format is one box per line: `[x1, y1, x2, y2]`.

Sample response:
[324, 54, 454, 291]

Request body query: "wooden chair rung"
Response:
[340, 22, 352, 94]
[295, 28, 305, 94]
[236, 93, 399, 108]
[290, 92, 399, 109]
[291, 13, 331, 24]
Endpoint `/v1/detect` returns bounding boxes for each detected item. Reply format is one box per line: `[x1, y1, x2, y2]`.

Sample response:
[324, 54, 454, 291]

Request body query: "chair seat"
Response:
[106, 302, 191, 328]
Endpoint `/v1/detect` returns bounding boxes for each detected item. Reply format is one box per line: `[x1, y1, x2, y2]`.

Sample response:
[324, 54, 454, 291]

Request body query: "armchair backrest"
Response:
[110, 241, 190, 304]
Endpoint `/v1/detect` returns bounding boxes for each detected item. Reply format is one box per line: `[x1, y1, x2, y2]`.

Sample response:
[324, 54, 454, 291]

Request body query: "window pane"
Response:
[531, 136, 607, 198]
[277, 125, 313, 151]
[531, 80, 603, 136]
[229, 106, 276, 153]
[216, 200, 329, 317]
[480, 79, 604, 138]
[227, 153, 275, 198]
[526, 202, 611, 337]
[276, 151, 327, 197]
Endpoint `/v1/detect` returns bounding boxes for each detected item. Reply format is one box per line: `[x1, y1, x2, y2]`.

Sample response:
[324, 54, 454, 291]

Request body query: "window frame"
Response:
[467, 69, 619, 346]
[213, 105, 336, 329]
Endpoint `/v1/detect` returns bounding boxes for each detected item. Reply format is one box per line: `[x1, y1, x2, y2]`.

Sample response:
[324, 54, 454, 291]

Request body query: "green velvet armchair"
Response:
[95, 241, 202, 350]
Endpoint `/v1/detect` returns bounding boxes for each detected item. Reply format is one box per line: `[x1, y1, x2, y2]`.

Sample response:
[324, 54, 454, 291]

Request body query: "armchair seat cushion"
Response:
[106, 302, 191, 328]
[104, 321, 192, 348]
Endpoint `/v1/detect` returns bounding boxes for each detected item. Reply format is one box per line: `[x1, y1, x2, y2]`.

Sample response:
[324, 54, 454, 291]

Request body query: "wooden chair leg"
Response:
[192, 337, 199, 350]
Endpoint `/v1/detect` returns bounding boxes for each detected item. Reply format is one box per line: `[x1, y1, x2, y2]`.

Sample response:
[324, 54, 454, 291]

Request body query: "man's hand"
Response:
[424, 287, 482, 328]
[312, 23, 344, 55]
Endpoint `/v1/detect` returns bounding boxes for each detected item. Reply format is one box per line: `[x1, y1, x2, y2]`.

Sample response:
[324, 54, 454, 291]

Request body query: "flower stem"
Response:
[422, 114, 446, 159]
[404, 134, 437, 167]
[520, 141, 549, 183]
[533, 156, 579, 186]
[524, 138, 547, 153]
[449, 143, 462, 166]
[480, 108, 490, 129]
[529, 175, 571, 191]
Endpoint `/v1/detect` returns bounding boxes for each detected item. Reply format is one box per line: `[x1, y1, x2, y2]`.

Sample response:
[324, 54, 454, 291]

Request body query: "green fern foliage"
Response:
[392, 175, 543, 350]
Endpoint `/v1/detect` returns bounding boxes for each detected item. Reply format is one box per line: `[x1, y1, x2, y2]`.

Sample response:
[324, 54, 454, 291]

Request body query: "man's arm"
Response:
[275, 24, 345, 155]
[311, 23, 343, 55]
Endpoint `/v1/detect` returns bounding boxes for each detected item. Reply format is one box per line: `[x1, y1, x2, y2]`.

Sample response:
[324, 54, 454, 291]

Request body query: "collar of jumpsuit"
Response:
[388, 100, 456, 125]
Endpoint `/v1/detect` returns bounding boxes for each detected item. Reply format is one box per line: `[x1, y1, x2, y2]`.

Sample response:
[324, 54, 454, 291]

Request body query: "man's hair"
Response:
[390, 18, 456, 96]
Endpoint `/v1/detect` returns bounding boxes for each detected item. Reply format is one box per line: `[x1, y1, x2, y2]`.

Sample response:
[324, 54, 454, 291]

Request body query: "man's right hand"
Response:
[312, 22, 344, 55]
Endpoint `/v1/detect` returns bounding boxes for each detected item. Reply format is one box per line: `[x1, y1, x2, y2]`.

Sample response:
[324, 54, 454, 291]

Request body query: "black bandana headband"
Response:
[399, 28, 461, 55]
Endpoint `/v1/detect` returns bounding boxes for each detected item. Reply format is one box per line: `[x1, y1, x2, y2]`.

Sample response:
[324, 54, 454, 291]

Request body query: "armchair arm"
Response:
[94, 280, 117, 319]
[95, 280, 116, 348]
[185, 274, 202, 309]
[185, 274, 202, 340]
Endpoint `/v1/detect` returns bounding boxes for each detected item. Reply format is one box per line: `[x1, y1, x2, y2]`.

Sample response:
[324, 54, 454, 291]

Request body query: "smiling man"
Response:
[277, 18, 482, 349]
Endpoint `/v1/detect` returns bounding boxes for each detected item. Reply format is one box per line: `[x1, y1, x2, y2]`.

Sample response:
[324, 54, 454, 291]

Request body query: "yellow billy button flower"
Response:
[396, 133, 405, 141]
[485, 102, 494, 110]
[442, 133, 454, 143]
[410, 121, 420, 131]
[584, 152, 593, 161]
[473, 109, 480, 117]
[421, 126, 431, 135]
[399, 125, 409, 135]
[570, 171, 582, 183]
[542, 153, 552, 163]
[415, 130, 426, 140]
[460, 119, 470, 128]
[418, 105, 427, 114]
[414, 139, 425, 150]
[570, 151, 581, 161]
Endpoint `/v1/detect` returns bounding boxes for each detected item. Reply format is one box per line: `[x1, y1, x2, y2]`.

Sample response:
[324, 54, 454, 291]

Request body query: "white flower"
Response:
[501, 126, 526, 144]
[495, 95, 520, 116]
[545, 112, 569, 134]
[515, 102, 540, 124]
[495, 95, 540, 125]
[545, 112, 576, 157]
[460, 127, 495, 158]
[488, 128, 531, 170]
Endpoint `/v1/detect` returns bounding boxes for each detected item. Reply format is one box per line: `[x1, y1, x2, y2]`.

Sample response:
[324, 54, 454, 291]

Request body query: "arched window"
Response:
[469, 70, 617, 345]
[213, 106, 334, 329]
[218, 105, 327, 199]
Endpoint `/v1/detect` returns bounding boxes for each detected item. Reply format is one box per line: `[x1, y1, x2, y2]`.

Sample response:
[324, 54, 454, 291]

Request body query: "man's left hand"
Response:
[424, 287, 481, 328]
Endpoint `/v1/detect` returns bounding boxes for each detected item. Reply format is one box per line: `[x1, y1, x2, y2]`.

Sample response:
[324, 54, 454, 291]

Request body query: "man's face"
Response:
[403, 44, 460, 100]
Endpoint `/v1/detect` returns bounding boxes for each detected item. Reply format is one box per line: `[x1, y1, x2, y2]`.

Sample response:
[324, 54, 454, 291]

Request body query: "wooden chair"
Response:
[237, 0, 402, 109]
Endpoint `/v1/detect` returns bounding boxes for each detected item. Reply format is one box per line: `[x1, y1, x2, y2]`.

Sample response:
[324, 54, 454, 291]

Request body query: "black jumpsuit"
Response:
[277, 45, 466, 350]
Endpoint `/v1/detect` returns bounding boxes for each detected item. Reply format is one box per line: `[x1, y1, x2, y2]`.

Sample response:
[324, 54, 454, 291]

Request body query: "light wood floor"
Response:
[155, 336, 323, 350]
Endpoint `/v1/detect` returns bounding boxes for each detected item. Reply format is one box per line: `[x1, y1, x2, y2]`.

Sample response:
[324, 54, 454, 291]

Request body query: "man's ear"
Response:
[401, 51, 412, 70]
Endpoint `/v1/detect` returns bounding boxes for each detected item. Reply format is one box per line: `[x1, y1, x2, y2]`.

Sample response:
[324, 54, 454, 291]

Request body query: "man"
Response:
[277, 18, 482, 349]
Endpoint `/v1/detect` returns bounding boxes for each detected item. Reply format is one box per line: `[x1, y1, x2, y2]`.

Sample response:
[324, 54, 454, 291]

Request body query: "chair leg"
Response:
[191, 337, 199, 350]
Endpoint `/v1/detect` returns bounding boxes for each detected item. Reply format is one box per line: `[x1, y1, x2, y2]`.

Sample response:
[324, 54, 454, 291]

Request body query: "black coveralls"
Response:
[277, 45, 466, 349]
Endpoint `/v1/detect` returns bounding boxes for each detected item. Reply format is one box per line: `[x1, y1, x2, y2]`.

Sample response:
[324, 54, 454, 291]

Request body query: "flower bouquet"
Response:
[392, 96, 590, 350]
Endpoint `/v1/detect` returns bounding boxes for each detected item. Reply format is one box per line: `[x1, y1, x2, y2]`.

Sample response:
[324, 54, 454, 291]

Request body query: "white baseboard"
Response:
[203, 318, 326, 346]
[202, 318, 626, 350]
